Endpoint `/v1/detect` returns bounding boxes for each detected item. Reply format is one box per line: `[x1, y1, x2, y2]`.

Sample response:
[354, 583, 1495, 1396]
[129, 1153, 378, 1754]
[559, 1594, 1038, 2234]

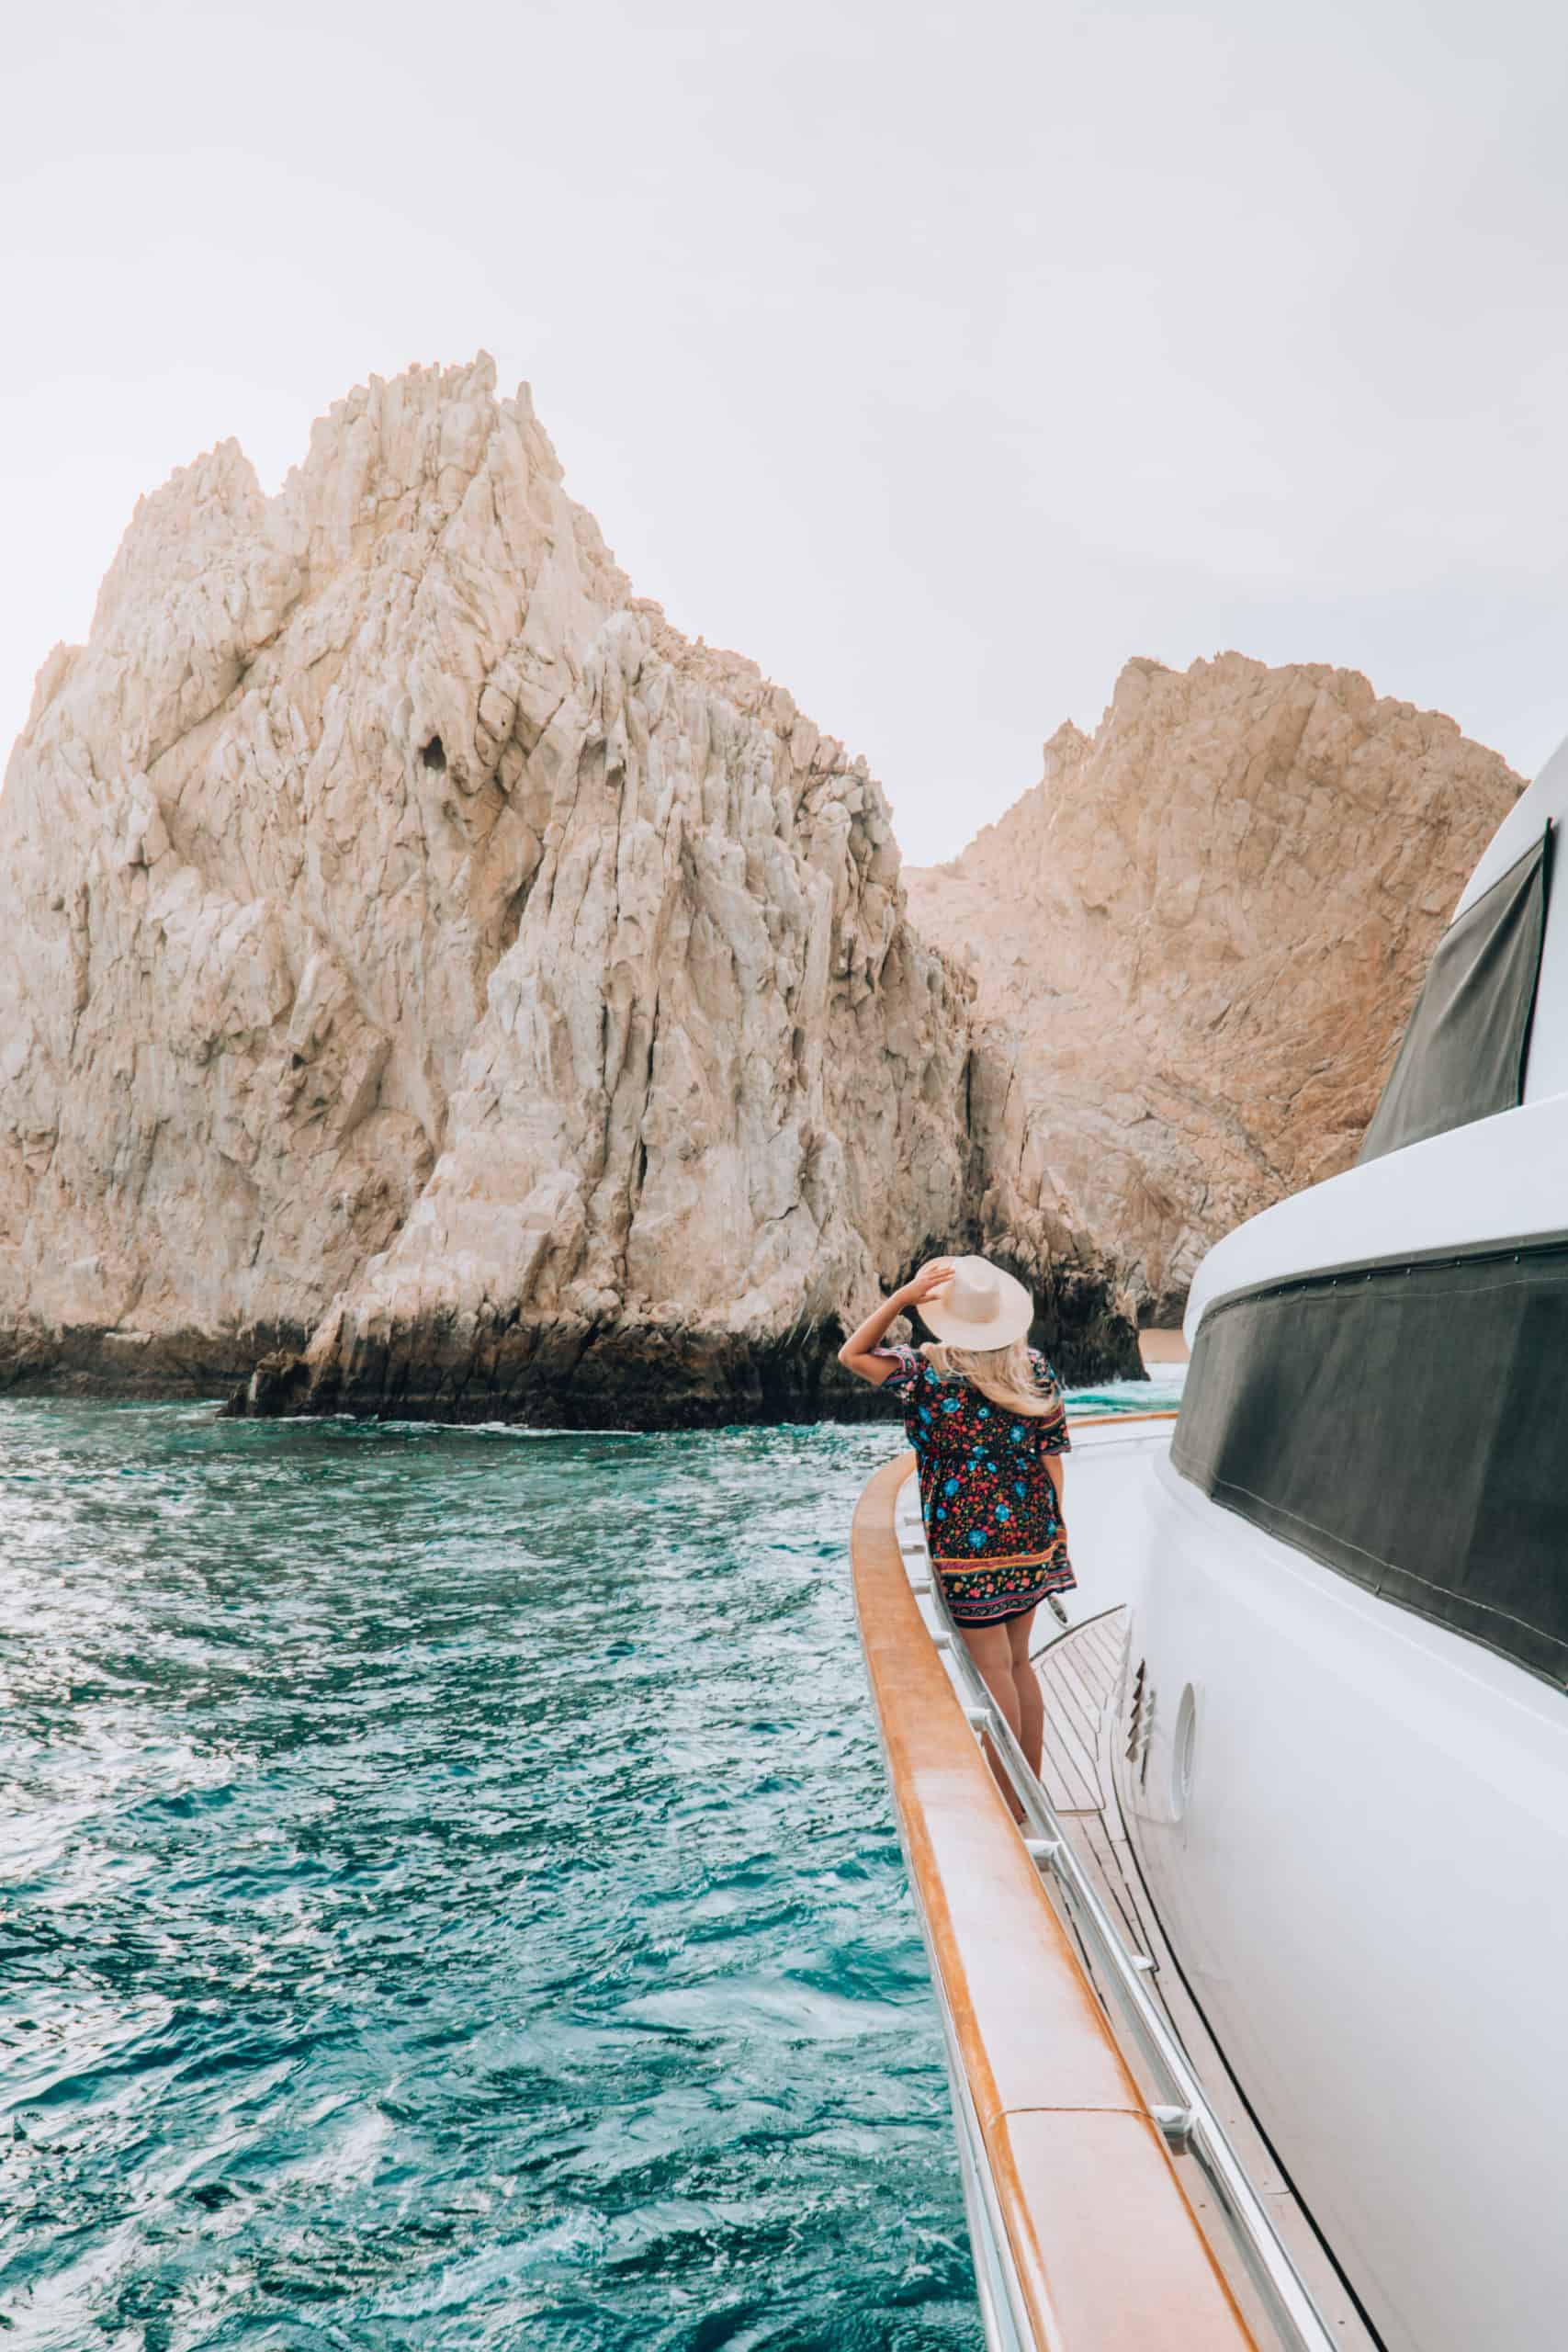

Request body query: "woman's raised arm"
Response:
[837, 1261, 954, 1385]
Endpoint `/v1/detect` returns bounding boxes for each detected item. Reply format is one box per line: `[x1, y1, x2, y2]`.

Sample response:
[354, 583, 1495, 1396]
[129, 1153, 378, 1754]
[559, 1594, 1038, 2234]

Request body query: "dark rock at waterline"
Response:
[0, 1319, 310, 1403]
[221, 1294, 1145, 1429]
[0, 1266, 1142, 1423]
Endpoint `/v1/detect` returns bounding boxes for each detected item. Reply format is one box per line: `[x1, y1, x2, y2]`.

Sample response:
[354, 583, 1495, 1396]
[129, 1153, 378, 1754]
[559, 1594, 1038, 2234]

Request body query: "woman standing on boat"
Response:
[838, 1257, 1072, 1796]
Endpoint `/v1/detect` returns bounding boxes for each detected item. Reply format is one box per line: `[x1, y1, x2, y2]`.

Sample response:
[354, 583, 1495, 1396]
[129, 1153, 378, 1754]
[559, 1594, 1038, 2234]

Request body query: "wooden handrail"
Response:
[852, 1453, 1256, 2350]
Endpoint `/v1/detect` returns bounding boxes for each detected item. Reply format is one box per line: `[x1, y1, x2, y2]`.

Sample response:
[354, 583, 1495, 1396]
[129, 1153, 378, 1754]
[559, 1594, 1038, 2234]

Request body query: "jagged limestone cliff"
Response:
[0, 367, 1523, 1420]
[908, 653, 1525, 1319]
[0, 356, 1133, 1422]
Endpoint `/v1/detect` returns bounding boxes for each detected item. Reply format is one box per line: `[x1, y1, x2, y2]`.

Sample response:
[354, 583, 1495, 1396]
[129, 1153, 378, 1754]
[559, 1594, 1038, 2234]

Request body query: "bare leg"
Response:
[958, 1621, 1026, 1819]
[1006, 1609, 1043, 1779]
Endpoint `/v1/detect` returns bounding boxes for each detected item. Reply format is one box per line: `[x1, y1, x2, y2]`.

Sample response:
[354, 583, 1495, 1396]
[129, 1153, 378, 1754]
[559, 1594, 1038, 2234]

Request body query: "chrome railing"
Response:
[894, 1474, 1346, 2352]
[938, 1986, 1035, 2352]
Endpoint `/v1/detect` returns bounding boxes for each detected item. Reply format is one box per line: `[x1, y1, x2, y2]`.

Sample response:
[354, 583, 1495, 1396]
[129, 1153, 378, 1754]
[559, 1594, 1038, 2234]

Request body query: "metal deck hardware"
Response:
[1153, 2103, 1199, 2154]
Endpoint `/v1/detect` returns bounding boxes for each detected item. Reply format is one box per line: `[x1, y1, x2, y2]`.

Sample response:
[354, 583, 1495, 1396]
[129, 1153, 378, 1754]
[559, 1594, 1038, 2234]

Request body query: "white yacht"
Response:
[853, 752, 1566, 2350]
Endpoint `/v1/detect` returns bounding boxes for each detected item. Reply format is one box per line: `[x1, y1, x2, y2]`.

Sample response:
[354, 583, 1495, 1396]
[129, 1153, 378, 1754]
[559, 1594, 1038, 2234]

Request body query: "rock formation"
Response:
[0, 359, 1524, 1423]
[0, 356, 1047, 1423]
[908, 654, 1525, 1320]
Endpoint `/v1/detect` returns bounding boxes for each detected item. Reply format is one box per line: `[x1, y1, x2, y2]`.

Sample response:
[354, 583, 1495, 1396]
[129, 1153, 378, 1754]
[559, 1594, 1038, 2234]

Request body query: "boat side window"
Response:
[1359, 824, 1553, 1165]
[1172, 1238, 1568, 1691]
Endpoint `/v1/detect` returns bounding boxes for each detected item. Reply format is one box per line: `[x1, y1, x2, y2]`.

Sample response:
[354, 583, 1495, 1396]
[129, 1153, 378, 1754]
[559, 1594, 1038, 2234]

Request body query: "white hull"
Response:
[1105, 1433, 1568, 2352]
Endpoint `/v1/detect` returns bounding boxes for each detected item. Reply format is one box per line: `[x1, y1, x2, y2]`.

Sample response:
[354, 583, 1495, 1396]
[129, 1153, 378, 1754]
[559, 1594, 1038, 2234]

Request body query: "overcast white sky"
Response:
[5, 0, 1567, 863]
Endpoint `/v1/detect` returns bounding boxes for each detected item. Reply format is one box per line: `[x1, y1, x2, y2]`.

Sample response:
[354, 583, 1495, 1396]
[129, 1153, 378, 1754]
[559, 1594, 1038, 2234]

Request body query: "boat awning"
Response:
[1359, 824, 1552, 1164]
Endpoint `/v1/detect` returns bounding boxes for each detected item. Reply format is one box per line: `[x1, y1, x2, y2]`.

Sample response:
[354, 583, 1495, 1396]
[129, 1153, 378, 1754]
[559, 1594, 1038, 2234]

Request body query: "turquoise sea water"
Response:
[0, 1374, 1180, 2350]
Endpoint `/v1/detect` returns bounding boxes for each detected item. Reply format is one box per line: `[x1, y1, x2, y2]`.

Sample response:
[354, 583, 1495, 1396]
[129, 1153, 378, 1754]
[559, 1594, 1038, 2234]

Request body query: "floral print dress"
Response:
[874, 1344, 1074, 1626]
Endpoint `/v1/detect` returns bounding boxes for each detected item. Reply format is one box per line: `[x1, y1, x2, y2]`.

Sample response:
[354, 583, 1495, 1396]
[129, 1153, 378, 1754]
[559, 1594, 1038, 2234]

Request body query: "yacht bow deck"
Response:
[1031, 1609, 1120, 1815]
[858, 1424, 1380, 2352]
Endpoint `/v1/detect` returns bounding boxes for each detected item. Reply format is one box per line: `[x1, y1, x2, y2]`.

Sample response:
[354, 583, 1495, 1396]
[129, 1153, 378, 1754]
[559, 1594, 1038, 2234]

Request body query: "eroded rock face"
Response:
[0, 370, 1520, 1422]
[0, 356, 993, 1420]
[907, 653, 1525, 1320]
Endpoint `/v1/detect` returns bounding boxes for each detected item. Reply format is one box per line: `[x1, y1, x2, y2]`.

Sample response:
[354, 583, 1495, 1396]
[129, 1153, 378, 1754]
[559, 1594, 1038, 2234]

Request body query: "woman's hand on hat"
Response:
[900, 1258, 955, 1307]
[838, 1260, 955, 1384]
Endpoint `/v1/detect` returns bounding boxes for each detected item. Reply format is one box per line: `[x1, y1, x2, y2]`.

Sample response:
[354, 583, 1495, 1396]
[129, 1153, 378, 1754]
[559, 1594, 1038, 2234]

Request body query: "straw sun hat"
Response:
[914, 1255, 1034, 1350]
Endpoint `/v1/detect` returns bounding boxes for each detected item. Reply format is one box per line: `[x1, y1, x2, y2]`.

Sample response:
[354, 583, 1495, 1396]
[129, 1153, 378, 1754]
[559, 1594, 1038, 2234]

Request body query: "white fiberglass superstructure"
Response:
[1114, 738, 1568, 2351]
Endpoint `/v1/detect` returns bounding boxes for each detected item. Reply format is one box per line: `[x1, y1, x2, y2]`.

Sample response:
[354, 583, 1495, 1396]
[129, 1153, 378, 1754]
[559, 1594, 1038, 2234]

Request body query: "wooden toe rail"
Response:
[852, 1453, 1256, 2351]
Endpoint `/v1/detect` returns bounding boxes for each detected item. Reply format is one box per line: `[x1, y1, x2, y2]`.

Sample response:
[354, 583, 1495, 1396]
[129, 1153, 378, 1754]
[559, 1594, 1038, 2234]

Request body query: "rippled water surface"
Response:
[0, 1374, 1179, 2350]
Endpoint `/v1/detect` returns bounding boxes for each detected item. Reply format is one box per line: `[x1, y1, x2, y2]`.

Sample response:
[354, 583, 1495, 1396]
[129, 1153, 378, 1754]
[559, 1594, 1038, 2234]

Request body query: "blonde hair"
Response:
[919, 1338, 1054, 1416]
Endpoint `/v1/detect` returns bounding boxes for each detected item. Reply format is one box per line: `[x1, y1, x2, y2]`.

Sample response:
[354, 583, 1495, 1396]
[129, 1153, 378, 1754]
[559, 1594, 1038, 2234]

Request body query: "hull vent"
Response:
[1125, 1657, 1156, 1785]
